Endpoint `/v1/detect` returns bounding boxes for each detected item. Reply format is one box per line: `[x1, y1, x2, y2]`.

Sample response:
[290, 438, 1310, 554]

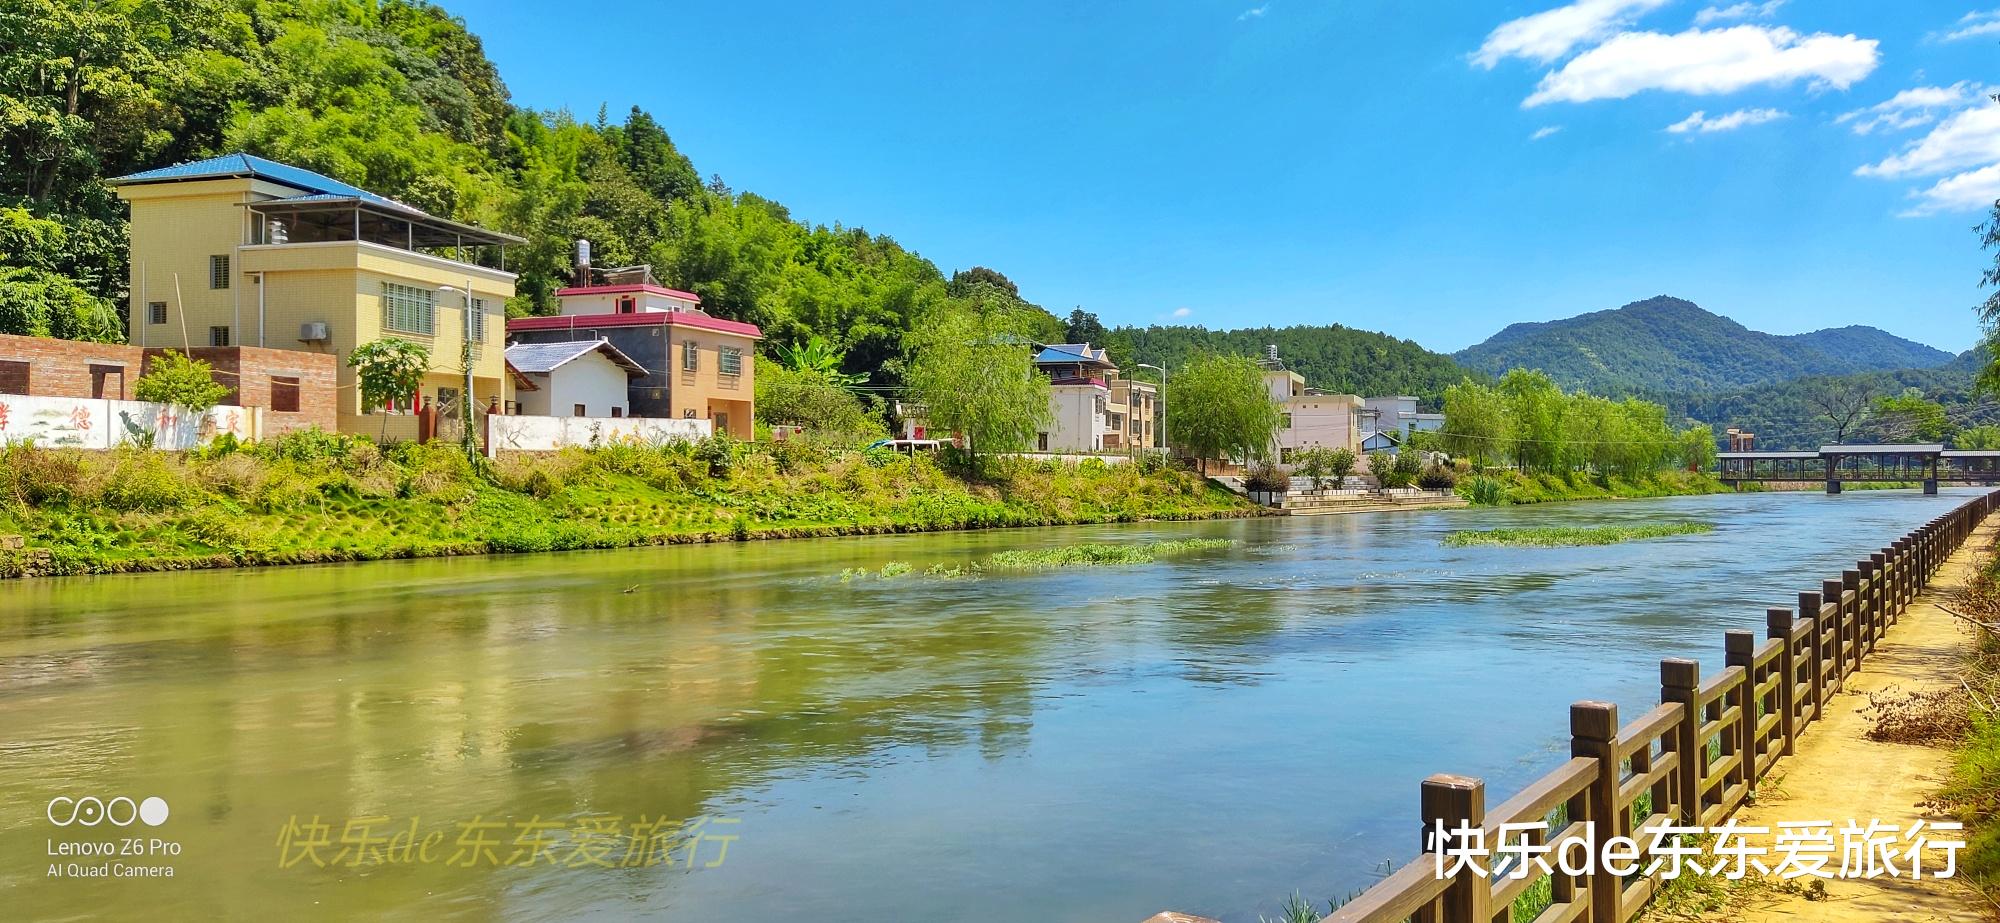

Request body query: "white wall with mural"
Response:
[485, 414, 710, 455]
[0, 395, 260, 449]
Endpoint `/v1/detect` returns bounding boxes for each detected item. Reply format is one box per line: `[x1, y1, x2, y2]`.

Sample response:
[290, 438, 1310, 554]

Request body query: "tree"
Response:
[947, 266, 1019, 300]
[1440, 379, 1507, 468]
[1805, 377, 1876, 443]
[903, 309, 1051, 463]
[347, 337, 431, 437]
[755, 365, 883, 439]
[1873, 388, 1952, 443]
[774, 334, 865, 385]
[0, 266, 123, 342]
[134, 349, 229, 411]
[1063, 308, 1107, 345]
[1957, 425, 2000, 450]
[1166, 353, 1281, 472]
[1679, 423, 1718, 472]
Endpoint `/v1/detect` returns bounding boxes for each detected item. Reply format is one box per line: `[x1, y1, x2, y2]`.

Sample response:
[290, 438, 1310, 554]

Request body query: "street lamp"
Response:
[1135, 362, 1168, 458]
[438, 280, 476, 433]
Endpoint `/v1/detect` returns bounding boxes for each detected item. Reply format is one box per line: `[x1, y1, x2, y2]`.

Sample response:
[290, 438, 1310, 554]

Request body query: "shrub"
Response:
[99, 449, 187, 511]
[1244, 459, 1288, 492]
[1464, 475, 1508, 506]
[694, 434, 738, 479]
[1417, 465, 1457, 490]
[134, 350, 231, 412]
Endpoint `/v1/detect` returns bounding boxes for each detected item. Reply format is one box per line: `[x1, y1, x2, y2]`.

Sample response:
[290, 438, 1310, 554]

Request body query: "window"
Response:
[719, 346, 743, 376]
[610, 407, 623, 418]
[382, 282, 434, 335]
[148, 302, 167, 325]
[209, 255, 231, 289]
[0, 359, 26, 395]
[209, 326, 231, 347]
[271, 376, 301, 413]
[616, 296, 636, 314]
[573, 404, 587, 417]
[681, 340, 699, 372]
[1037, 432, 1049, 452]
[89, 364, 125, 400]
[714, 412, 728, 433]
[467, 298, 488, 352]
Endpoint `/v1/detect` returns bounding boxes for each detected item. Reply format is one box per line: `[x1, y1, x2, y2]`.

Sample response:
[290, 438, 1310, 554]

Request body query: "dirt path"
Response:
[1721, 520, 1998, 923]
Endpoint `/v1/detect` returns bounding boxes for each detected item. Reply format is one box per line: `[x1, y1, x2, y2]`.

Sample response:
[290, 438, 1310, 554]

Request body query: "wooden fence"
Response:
[1304, 489, 2000, 923]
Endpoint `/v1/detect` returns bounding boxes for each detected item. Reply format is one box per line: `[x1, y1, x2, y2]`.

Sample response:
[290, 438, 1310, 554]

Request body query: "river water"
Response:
[0, 489, 1976, 921]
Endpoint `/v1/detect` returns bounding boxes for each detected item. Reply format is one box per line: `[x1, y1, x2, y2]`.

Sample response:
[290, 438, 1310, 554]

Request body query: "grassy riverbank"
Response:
[1923, 541, 2000, 895]
[0, 434, 1256, 578]
[1458, 469, 1733, 505]
[1442, 522, 1714, 547]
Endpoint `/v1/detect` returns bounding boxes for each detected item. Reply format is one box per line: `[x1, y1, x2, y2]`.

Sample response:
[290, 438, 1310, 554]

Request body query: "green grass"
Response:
[1443, 522, 1714, 548]
[987, 538, 1235, 569]
[0, 436, 1257, 579]
[1459, 469, 1732, 506]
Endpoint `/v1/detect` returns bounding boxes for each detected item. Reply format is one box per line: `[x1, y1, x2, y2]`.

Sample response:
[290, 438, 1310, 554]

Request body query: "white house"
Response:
[1361, 395, 1444, 452]
[1259, 346, 1363, 461]
[505, 339, 647, 418]
[1034, 343, 1117, 452]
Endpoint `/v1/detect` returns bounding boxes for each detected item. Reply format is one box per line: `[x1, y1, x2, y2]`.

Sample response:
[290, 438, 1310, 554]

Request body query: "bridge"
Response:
[1717, 443, 2000, 493]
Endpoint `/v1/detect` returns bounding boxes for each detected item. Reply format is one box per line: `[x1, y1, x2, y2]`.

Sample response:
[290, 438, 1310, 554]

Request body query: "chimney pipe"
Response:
[573, 239, 592, 288]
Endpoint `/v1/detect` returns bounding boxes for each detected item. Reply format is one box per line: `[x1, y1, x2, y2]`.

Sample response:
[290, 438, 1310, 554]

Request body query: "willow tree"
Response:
[1167, 353, 1280, 472]
[902, 309, 1050, 464]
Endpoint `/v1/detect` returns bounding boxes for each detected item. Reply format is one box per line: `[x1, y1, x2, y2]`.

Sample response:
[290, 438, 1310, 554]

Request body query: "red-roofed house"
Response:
[505, 248, 759, 436]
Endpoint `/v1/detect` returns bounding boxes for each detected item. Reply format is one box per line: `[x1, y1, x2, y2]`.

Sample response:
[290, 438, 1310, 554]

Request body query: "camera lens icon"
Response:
[47, 795, 168, 827]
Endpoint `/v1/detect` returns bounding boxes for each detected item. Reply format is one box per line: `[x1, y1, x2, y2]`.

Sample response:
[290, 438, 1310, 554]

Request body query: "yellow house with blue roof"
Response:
[110, 154, 523, 438]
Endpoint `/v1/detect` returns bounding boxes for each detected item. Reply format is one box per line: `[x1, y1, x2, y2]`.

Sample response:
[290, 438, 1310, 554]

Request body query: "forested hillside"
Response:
[1109, 324, 1473, 404]
[1667, 365, 2000, 450]
[0, 0, 1066, 382]
[1454, 296, 1953, 394]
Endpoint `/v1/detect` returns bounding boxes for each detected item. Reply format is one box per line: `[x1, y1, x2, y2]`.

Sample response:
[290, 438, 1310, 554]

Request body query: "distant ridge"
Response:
[1453, 295, 1954, 394]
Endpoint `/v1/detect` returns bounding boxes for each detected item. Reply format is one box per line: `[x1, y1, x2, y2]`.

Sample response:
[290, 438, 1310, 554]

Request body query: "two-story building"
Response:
[1360, 395, 1444, 452]
[505, 255, 758, 437]
[110, 154, 522, 439]
[1259, 346, 1364, 461]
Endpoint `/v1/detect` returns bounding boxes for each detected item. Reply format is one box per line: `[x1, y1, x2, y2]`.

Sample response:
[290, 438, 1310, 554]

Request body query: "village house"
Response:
[503, 340, 648, 418]
[109, 153, 522, 439]
[505, 245, 759, 437]
[1359, 395, 1444, 452]
[1259, 346, 1364, 461]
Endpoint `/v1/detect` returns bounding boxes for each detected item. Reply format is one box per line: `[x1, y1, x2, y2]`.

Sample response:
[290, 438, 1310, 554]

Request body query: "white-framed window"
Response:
[209, 255, 230, 289]
[682, 339, 699, 372]
[719, 345, 742, 376]
[382, 282, 434, 335]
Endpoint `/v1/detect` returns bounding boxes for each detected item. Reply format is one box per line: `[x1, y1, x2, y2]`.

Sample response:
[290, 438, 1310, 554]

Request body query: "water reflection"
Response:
[0, 489, 1975, 921]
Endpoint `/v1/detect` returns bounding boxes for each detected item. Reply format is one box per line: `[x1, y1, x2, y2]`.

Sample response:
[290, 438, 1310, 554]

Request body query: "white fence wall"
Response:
[485, 414, 712, 455]
[0, 394, 259, 449]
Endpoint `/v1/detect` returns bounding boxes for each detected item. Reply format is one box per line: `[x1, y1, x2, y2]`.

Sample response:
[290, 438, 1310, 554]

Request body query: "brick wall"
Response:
[0, 334, 144, 400]
[145, 346, 337, 436]
[0, 333, 337, 437]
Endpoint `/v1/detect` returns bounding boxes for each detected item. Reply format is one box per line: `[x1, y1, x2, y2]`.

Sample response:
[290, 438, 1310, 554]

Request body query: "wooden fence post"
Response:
[1868, 552, 1888, 638]
[1662, 658, 1702, 824]
[1799, 591, 1824, 724]
[1420, 774, 1490, 923]
[1571, 702, 1620, 923]
[1724, 630, 1756, 791]
[1842, 569, 1863, 669]
[1767, 608, 1796, 756]
[1822, 579, 1846, 688]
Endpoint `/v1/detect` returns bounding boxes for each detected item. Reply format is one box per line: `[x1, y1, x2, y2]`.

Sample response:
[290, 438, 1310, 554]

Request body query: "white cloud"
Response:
[1666, 107, 1788, 133]
[1470, 0, 1671, 69]
[1237, 4, 1267, 21]
[1901, 163, 2000, 216]
[1937, 9, 2000, 42]
[1856, 105, 2000, 178]
[1837, 81, 1991, 134]
[1524, 25, 1880, 107]
[1171, 307, 1192, 318]
[1531, 125, 1565, 140]
[1693, 1, 1786, 26]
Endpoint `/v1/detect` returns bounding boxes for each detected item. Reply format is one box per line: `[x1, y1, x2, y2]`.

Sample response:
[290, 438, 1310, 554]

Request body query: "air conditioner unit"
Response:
[299, 322, 330, 343]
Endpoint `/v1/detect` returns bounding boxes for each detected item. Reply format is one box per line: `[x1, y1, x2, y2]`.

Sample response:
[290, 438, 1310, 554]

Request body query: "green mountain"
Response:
[1109, 324, 1473, 405]
[1453, 296, 1954, 394]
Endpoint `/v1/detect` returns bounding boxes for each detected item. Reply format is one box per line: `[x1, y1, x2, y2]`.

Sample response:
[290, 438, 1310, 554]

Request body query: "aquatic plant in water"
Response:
[988, 538, 1235, 569]
[1441, 523, 1713, 548]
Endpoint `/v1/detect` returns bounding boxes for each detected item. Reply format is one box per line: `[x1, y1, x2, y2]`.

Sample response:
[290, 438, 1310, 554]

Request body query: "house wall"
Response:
[516, 354, 631, 418]
[143, 345, 337, 435]
[558, 289, 699, 315]
[667, 326, 755, 437]
[120, 175, 298, 349]
[1278, 394, 1363, 457]
[1042, 384, 1108, 451]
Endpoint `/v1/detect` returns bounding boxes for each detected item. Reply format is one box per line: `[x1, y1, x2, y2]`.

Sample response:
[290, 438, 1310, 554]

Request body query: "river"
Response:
[0, 489, 1976, 921]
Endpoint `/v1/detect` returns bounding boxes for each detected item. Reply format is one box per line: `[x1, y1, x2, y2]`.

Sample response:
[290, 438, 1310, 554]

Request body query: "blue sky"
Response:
[450, 0, 2000, 354]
